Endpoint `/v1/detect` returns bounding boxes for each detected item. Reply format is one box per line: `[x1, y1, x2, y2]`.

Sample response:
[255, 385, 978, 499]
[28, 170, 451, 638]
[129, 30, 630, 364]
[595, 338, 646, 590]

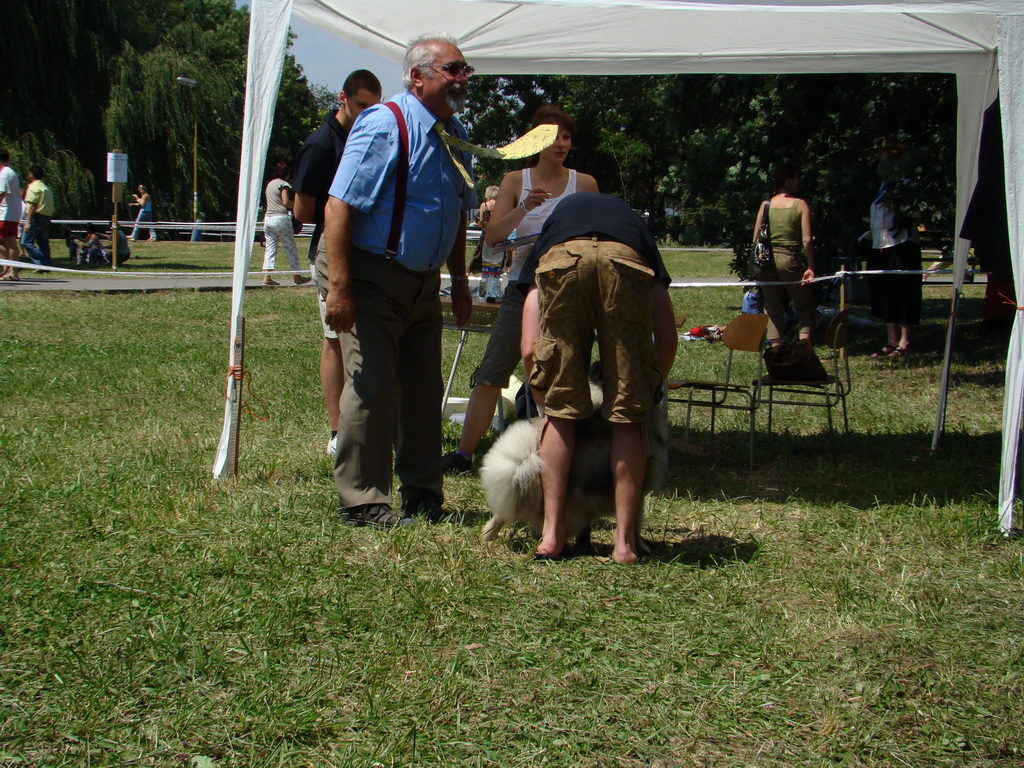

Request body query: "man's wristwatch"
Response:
[450, 275, 469, 283]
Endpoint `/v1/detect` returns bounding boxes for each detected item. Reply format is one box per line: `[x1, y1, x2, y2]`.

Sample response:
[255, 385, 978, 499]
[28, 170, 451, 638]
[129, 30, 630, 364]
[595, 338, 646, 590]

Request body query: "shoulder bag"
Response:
[751, 197, 773, 270]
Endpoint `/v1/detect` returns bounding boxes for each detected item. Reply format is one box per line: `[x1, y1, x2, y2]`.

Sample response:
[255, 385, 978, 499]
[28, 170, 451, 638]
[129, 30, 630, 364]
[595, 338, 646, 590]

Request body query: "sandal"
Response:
[888, 346, 910, 358]
[871, 345, 896, 358]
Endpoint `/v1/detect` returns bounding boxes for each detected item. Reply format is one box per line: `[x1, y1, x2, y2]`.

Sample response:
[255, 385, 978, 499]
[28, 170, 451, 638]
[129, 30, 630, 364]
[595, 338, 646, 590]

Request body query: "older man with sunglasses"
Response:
[321, 34, 477, 529]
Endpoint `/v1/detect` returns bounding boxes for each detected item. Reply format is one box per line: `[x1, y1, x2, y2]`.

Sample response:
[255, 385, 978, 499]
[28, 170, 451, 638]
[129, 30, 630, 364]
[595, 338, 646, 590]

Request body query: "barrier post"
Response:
[111, 182, 122, 271]
[107, 149, 128, 271]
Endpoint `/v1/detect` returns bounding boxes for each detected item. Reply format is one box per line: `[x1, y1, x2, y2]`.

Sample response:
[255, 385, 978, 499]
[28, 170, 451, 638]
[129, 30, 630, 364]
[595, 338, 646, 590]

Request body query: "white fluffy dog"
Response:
[479, 374, 669, 549]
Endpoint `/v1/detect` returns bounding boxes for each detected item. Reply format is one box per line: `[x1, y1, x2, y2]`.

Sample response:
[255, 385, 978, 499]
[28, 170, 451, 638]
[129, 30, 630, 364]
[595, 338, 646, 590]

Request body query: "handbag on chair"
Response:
[763, 339, 828, 382]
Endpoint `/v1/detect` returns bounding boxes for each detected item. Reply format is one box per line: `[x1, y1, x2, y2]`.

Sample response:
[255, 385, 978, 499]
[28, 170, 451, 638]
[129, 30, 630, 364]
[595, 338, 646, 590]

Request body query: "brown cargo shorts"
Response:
[529, 238, 662, 423]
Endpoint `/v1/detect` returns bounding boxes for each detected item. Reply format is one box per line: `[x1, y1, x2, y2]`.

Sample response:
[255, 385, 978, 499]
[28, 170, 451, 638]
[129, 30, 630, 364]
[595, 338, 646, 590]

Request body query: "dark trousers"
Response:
[318, 248, 444, 508]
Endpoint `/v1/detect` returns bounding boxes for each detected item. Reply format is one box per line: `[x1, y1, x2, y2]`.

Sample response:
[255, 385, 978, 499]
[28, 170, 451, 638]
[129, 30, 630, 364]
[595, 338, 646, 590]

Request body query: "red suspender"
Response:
[383, 102, 409, 258]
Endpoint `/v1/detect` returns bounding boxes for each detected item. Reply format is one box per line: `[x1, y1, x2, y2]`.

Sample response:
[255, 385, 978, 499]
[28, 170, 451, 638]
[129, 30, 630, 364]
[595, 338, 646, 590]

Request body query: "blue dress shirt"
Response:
[328, 90, 477, 272]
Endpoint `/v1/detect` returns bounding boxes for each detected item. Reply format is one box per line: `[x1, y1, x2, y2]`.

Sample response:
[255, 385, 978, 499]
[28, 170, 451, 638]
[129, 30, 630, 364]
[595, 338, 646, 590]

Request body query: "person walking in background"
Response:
[292, 69, 382, 456]
[751, 163, 817, 347]
[260, 161, 310, 286]
[867, 142, 922, 359]
[129, 184, 158, 241]
[21, 165, 54, 267]
[441, 105, 598, 475]
[0, 149, 24, 281]
[321, 34, 476, 528]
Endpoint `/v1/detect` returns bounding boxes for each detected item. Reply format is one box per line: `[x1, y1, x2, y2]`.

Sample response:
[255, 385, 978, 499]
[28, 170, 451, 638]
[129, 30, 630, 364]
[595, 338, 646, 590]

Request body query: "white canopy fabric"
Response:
[218, 0, 1023, 533]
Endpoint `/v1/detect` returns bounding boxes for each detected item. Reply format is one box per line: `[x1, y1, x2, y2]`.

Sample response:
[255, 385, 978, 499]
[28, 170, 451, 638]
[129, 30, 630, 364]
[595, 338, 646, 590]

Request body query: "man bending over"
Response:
[519, 192, 677, 563]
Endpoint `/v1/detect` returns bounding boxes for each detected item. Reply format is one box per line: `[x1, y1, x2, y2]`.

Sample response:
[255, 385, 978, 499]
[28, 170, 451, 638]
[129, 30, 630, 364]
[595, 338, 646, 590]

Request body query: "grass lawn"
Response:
[1, 259, 1022, 766]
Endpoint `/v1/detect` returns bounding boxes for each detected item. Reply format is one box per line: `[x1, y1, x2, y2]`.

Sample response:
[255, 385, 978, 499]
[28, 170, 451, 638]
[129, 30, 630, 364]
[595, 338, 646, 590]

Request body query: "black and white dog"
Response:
[479, 368, 669, 549]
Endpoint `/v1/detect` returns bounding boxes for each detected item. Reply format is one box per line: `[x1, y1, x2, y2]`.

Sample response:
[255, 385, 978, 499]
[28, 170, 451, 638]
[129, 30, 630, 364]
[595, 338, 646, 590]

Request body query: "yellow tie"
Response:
[435, 123, 475, 187]
[434, 123, 560, 186]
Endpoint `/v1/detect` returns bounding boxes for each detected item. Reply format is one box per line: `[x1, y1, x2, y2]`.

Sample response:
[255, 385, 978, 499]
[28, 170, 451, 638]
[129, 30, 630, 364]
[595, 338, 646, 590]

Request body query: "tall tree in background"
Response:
[5, 0, 148, 215]
[4, 0, 320, 221]
[105, 2, 318, 221]
[465, 71, 955, 275]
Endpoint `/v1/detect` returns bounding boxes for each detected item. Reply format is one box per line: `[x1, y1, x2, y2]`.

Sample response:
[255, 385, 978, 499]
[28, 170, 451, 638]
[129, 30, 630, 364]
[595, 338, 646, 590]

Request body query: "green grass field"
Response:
[1, 243, 1022, 766]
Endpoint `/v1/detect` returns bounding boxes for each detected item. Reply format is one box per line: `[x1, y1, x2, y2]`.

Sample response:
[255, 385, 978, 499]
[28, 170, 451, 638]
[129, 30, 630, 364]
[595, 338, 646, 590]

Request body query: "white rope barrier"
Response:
[670, 268, 971, 289]
[0, 258, 974, 286]
[0, 259, 310, 279]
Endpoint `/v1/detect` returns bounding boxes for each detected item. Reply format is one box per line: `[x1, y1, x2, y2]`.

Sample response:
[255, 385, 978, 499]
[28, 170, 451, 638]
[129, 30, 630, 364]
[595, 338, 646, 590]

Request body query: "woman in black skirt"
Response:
[868, 142, 922, 359]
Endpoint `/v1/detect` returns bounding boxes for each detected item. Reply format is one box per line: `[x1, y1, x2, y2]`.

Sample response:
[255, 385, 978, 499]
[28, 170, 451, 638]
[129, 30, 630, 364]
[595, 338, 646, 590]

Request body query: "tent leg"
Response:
[931, 288, 961, 451]
[223, 316, 246, 477]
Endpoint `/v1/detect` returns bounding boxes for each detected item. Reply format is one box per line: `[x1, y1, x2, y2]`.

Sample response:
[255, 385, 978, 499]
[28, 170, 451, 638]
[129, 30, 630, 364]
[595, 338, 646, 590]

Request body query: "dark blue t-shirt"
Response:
[517, 192, 670, 288]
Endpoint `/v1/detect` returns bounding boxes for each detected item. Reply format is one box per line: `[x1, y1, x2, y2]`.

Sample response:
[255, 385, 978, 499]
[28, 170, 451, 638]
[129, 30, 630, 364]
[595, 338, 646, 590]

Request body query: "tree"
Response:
[464, 72, 956, 276]
[5, 0, 321, 224]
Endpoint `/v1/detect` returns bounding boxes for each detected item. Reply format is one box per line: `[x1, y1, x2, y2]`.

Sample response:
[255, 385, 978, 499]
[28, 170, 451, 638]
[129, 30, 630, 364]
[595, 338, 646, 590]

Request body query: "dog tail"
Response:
[479, 419, 544, 523]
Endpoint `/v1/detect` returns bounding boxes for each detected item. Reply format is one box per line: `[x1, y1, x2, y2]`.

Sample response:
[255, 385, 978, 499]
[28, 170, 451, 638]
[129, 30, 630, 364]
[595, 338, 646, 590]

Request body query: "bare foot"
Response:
[535, 539, 564, 559]
[612, 545, 640, 564]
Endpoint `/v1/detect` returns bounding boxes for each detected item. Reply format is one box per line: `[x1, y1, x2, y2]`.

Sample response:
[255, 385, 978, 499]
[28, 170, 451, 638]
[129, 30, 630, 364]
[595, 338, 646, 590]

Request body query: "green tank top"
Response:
[768, 200, 801, 248]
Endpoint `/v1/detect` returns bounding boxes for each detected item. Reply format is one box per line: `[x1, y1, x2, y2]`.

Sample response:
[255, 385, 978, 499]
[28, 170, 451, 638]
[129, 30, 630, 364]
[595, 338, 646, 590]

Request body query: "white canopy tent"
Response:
[214, 0, 1024, 533]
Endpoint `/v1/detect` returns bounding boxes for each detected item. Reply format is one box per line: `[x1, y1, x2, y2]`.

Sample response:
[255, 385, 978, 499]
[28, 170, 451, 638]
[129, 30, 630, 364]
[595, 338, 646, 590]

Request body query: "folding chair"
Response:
[667, 312, 769, 469]
[756, 310, 851, 449]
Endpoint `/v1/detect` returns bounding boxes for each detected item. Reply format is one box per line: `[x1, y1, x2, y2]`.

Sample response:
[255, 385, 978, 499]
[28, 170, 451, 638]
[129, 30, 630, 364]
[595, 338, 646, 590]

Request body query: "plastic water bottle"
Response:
[480, 237, 505, 302]
[481, 263, 502, 302]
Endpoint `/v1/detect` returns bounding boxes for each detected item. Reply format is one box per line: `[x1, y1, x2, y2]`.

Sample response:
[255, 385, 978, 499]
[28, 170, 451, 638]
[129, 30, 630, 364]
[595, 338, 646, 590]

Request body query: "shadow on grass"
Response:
[476, 518, 756, 567]
[570, 532, 759, 566]
[845, 294, 1008, 360]
[663, 306, 1010, 509]
[645, 532, 760, 566]
[663, 427, 1002, 508]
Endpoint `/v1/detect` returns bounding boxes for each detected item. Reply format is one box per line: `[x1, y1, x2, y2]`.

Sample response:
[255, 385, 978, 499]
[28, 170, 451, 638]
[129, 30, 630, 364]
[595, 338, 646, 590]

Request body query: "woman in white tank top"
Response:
[440, 105, 598, 476]
[504, 166, 578, 280]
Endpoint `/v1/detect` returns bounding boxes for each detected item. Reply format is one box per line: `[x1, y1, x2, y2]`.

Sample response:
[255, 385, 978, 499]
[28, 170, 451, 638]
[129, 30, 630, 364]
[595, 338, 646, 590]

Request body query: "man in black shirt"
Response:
[519, 192, 677, 563]
[291, 70, 382, 456]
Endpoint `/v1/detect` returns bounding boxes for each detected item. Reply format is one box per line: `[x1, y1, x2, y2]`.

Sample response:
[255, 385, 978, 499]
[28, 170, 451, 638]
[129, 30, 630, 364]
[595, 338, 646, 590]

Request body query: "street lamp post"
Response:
[175, 76, 200, 239]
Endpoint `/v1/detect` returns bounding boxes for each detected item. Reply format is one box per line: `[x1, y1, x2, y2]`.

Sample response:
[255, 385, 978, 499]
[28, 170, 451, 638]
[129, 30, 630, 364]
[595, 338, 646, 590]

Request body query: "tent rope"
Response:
[225, 365, 269, 421]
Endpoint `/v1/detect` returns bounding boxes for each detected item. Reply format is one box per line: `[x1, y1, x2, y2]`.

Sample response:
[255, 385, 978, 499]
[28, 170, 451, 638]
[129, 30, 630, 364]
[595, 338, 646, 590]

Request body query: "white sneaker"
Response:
[327, 435, 338, 457]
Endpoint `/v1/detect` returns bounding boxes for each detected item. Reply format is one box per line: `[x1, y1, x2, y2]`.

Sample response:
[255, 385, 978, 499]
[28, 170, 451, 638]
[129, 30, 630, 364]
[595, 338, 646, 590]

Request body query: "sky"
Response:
[289, 18, 406, 99]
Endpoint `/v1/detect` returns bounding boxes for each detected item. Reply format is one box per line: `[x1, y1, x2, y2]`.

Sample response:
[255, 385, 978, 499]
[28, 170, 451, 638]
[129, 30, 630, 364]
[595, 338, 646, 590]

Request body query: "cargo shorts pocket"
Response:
[604, 255, 655, 320]
[528, 334, 559, 393]
[535, 248, 581, 316]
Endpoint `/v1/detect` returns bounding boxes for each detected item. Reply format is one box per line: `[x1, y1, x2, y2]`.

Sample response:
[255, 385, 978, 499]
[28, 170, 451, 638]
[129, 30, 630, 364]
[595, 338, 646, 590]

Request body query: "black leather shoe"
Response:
[404, 495, 449, 524]
[339, 503, 412, 529]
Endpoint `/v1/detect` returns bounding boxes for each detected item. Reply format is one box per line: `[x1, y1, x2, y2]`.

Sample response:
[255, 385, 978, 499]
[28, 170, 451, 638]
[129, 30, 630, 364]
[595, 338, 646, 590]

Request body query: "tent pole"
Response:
[931, 287, 961, 451]
[211, 0, 293, 478]
[222, 316, 246, 477]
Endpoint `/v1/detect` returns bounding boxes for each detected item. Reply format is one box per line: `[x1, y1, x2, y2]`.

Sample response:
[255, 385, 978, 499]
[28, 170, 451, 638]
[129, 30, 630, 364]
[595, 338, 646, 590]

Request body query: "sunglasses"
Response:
[434, 61, 475, 77]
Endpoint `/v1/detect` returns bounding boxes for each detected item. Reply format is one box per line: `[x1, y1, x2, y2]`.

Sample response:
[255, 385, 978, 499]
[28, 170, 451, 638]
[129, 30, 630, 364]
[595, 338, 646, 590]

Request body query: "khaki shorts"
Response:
[529, 238, 662, 423]
[313, 239, 337, 340]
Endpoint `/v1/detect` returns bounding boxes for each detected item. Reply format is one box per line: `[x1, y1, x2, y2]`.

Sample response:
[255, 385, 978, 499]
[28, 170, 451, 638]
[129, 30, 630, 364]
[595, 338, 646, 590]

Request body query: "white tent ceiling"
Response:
[216, 0, 1024, 532]
[292, 1, 1002, 75]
